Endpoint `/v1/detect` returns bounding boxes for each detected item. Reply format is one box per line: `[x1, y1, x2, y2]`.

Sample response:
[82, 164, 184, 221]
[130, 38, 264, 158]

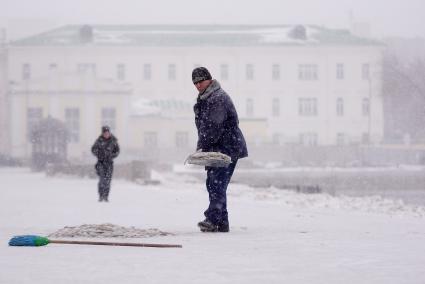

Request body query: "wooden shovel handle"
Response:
[49, 239, 182, 248]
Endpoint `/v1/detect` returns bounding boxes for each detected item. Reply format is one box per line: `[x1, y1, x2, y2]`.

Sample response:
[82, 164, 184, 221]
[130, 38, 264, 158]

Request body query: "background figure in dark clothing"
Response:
[192, 67, 248, 232]
[91, 126, 120, 202]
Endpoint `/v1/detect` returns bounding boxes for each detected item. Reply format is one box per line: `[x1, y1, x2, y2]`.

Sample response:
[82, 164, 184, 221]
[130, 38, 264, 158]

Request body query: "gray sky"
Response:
[1, 0, 424, 39]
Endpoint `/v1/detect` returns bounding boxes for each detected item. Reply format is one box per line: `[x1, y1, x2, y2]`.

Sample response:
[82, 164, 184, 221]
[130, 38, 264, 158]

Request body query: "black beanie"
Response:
[192, 67, 212, 84]
[101, 126, 110, 133]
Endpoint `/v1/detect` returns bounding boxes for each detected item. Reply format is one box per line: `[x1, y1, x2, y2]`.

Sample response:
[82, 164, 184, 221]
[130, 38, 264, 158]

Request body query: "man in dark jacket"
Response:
[91, 126, 120, 202]
[192, 67, 248, 233]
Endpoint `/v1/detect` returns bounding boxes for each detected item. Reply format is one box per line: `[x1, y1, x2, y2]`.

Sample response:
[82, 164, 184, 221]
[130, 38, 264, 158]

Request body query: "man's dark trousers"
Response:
[204, 160, 238, 226]
[96, 162, 113, 200]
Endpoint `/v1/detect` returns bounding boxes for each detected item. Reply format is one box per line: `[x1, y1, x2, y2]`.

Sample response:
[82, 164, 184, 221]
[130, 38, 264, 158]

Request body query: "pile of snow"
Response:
[232, 185, 425, 218]
[48, 223, 173, 238]
[283, 192, 425, 217]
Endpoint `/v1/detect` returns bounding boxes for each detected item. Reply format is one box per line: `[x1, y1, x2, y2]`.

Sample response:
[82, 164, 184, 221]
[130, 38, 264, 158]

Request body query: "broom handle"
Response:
[49, 239, 182, 248]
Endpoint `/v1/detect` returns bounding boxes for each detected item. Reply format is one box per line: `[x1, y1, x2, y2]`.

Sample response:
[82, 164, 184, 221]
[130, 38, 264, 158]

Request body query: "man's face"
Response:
[102, 131, 111, 139]
[194, 79, 212, 93]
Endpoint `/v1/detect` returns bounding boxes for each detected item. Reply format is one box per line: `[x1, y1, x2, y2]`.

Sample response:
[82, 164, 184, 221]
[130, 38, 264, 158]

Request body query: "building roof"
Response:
[11, 25, 383, 47]
[131, 98, 192, 118]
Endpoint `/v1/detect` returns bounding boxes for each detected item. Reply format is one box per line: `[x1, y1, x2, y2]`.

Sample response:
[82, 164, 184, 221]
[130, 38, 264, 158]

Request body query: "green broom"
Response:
[9, 235, 182, 248]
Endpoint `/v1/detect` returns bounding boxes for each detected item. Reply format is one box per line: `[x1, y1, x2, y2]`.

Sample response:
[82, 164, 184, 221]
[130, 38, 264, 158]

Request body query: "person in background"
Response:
[91, 126, 120, 202]
[192, 67, 248, 232]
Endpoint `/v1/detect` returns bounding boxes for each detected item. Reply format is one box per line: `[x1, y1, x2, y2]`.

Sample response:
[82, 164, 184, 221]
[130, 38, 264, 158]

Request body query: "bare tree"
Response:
[383, 50, 425, 143]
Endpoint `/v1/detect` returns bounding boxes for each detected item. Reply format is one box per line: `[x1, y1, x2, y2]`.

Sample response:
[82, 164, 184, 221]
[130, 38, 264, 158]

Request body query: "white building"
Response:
[0, 30, 8, 154]
[7, 25, 384, 159]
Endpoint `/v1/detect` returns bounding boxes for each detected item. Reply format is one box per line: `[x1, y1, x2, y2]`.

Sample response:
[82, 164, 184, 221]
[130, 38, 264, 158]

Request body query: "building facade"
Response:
[0, 29, 8, 154]
[7, 25, 384, 159]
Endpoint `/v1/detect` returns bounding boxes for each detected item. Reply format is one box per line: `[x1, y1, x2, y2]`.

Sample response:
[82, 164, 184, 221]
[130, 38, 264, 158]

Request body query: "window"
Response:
[272, 98, 280, 117]
[246, 64, 254, 80]
[117, 64, 125, 81]
[362, 98, 370, 116]
[246, 98, 254, 117]
[77, 63, 96, 76]
[336, 133, 345, 146]
[144, 131, 158, 148]
[220, 64, 229, 80]
[49, 63, 58, 72]
[272, 133, 281, 145]
[336, 63, 344, 80]
[336, 98, 344, 116]
[101, 108, 116, 133]
[143, 64, 152, 80]
[168, 64, 176, 80]
[27, 107, 43, 141]
[362, 132, 370, 144]
[298, 98, 318, 116]
[362, 63, 370, 80]
[298, 64, 318, 80]
[22, 63, 31, 80]
[272, 64, 280, 81]
[300, 132, 318, 146]
[175, 132, 188, 148]
[65, 108, 80, 143]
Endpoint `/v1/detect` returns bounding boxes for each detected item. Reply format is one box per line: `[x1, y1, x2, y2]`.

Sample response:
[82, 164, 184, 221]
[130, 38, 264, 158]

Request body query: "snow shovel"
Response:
[8, 235, 182, 248]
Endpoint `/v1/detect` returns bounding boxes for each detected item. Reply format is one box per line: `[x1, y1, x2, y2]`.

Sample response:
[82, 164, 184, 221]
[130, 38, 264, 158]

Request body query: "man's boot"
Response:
[198, 219, 218, 232]
[217, 222, 229, 233]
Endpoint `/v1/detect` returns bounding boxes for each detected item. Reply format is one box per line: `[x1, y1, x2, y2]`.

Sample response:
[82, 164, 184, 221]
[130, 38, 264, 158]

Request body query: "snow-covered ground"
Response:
[1, 167, 425, 284]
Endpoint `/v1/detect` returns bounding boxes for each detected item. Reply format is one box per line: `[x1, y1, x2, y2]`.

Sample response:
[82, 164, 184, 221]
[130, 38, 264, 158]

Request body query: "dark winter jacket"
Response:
[91, 135, 120, 164]
[193, 80, 248, 161]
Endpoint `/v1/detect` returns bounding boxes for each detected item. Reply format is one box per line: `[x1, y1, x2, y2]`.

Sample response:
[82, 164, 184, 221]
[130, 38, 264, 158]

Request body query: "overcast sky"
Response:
[1, 0, 424, 39]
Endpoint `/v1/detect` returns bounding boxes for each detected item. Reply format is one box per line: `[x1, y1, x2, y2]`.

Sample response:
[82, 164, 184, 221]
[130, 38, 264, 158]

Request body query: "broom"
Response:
[8, 235, 182, 248]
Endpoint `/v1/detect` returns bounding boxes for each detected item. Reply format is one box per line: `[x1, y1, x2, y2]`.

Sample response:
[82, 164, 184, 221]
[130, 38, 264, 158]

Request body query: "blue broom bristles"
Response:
[8, 235, 50, 246]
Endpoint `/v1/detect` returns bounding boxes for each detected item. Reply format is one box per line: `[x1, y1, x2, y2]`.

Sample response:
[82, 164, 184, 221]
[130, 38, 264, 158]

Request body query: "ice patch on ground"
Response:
[48, 223, 174, 238]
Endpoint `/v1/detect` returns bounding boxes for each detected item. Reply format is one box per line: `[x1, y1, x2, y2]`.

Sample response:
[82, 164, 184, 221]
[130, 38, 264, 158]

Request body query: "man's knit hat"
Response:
[192, 67, 212, 84]
[101, 126, 110, 133]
